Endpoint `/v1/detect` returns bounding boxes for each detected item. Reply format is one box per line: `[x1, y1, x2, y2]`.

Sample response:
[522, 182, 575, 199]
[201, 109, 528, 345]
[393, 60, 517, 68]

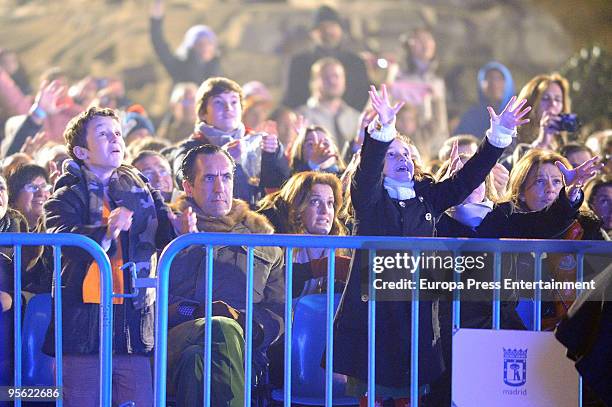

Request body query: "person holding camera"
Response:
[502, 73, 577, 169]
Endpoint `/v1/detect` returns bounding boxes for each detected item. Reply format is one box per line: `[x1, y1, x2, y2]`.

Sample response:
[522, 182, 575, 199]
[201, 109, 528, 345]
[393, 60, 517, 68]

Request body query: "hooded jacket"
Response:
[454, 61, 515, 138]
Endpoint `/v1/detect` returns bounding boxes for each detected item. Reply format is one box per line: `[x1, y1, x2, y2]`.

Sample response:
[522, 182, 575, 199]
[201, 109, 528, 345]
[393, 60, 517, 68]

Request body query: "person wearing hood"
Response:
[150, 0, 221, 85]
[454, 61, 515, 138]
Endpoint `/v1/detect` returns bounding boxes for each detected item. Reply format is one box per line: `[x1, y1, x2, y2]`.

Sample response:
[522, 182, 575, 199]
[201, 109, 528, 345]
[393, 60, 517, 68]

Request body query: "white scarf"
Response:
[446, 199, 494, 228]
[383, 177, 416, 201]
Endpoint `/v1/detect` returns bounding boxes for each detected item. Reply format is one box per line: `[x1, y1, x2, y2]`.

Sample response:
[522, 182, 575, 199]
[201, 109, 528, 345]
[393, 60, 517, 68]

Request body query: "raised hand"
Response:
[368, 84, 404, 126]
[441, 140, 463, 180]
[168, 206, 197, 235]
[487, 96, 531, 130]
[106, 207, 133, 240]
[33, 80, 65, 117]
[20, 131, 48, 158]
[48, 160, 61, 186]
[354, 109, 377, 148]
[291, 114, 307, 138]
[223, 139, 243, 162]
[491, 163, 510, 197]
[257, 120, 280, 153]
[556, 156, 604, 201]
[532, 111, 560, 149]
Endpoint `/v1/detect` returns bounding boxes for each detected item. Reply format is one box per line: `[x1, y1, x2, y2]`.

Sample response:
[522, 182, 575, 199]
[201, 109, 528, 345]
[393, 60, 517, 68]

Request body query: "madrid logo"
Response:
[503, 348, 527, 387]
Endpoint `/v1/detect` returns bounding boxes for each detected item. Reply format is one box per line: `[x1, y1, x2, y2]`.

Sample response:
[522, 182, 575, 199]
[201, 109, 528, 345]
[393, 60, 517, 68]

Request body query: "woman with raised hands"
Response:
[428, 149, 602, 406]
[331, 84, 531, 405]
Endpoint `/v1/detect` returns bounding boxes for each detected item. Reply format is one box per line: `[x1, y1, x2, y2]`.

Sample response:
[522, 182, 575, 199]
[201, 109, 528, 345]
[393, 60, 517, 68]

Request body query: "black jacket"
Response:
[42, 167, 175, 355]
[555, 263, 612, 406]
[283, 46, 369, 111]
[332, 131, 505, 388]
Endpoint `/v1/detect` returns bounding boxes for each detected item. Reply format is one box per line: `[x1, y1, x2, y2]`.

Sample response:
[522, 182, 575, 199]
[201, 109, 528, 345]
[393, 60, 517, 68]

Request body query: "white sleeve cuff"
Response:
[367, 117, 396, 142]
[486, 123, 516, 148]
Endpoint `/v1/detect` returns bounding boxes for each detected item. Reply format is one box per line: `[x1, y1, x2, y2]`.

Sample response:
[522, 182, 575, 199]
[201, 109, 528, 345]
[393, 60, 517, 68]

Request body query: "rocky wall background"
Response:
[0, 0, 609, 122]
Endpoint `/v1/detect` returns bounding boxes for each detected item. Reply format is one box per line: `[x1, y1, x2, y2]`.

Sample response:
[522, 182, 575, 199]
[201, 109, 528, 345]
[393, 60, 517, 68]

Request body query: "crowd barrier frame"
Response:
[2, 233, 114, 407]
[5, 233, 609, 406]
[153, 233, 610, 407]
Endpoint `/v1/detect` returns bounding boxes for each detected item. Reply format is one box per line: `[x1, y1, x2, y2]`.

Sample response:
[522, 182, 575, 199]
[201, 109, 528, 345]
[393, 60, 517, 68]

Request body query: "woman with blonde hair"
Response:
[427, 146, 599, 405]
[505, 148, 604, 330]
[515, 73, 572, 151]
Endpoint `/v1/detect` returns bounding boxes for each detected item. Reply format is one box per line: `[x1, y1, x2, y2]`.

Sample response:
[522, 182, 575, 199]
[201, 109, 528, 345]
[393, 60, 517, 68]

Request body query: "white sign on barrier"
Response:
[452, 328, 579, 407]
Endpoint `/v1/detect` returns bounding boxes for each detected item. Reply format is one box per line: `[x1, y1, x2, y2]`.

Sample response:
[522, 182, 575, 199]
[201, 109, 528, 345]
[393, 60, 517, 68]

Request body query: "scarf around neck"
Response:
[446, 199, 494, 229]
[195, 121, 246, 147]
[69, 161, 161, 309]
[384, 177, 416, 201]
[195, 121, 262, 178]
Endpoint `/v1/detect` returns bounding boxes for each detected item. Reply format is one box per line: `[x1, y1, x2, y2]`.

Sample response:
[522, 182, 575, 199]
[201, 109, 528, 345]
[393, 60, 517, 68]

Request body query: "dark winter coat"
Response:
[42, 167, 175, 355]
[437, 189, 582, 330]
[283, 46, 370, 111]
[555, 263, 612, 406]
[332, 130, 505, 388]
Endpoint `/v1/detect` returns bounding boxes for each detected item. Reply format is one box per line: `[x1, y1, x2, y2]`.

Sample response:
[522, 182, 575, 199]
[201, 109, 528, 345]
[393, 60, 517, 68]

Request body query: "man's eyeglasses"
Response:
[142, 168, 171, 180]
[24, 183, 52, 193]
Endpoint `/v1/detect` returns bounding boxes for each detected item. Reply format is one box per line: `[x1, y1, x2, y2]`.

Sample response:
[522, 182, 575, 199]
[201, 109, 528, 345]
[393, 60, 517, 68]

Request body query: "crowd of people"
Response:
[1, 2, 610, 407]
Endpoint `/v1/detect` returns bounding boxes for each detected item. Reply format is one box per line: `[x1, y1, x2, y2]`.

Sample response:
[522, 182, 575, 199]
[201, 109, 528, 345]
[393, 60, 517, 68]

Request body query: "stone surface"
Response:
[0, 0, 606, 118]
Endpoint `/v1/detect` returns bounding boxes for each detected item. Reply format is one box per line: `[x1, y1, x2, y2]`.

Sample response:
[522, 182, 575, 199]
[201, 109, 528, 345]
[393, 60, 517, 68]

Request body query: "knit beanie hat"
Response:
[313, 5, 341, 29]
[177, 25, 218, 59]
[123, 112, 155, 139]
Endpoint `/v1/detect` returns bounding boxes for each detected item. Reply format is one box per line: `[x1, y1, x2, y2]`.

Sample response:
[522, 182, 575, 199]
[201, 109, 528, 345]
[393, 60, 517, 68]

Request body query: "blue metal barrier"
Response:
[2, 233, 114, 407]
[153, 233, 610, 407]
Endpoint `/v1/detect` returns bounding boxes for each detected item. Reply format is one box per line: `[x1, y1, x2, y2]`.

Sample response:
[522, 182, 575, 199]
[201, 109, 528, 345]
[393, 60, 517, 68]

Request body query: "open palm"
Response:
[369, 84, 404, 126]
[487, 96, 531, 129]
[557, 156, 603, 188]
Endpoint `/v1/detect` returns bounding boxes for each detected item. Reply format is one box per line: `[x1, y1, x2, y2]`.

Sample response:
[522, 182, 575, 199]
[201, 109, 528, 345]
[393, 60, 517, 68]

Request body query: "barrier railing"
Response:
[153, 233, 610, 407]
[2, 233, 114, 407]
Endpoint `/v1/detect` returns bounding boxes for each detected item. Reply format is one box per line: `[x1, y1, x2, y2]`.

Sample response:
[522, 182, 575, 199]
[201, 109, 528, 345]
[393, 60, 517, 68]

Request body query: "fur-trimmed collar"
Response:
[174, 194, 274, 234]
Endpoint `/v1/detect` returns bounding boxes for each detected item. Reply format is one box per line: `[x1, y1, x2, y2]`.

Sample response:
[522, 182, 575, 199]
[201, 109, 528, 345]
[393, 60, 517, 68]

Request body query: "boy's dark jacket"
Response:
[43, 164, 175, 355]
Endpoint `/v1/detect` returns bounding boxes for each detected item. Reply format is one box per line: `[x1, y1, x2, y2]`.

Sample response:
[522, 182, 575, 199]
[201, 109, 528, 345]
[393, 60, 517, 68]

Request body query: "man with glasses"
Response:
[132, 150, 175, 203]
